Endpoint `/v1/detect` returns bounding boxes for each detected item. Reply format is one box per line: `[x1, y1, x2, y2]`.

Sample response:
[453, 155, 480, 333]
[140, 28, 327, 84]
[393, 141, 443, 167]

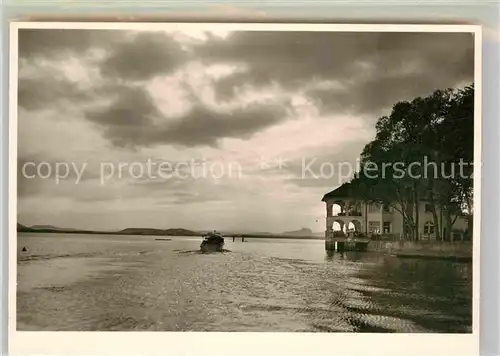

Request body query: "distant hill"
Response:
[165, 228, 199, 236]
[17, 223, 35, 232]
[18, 222, 201, 237]
[17, 223, 199, 236]
[30, 225, 78, 231]
[282, 228, 313, 237]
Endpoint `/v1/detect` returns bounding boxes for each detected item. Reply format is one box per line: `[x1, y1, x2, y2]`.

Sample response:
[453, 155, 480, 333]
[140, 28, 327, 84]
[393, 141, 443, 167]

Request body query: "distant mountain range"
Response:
[30, 224, 78, 231]
[17, 223, 35, 232]
[17, 223, 323, 239]
[17, 224, 198, 236]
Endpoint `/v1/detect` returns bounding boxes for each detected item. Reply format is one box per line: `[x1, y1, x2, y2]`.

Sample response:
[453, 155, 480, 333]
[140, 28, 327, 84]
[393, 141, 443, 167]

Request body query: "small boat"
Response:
[200, 231, 225, 252]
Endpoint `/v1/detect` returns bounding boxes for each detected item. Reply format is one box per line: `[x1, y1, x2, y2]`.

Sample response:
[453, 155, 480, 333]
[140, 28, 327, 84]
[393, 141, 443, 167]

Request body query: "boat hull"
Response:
[200, 241, 224, 253]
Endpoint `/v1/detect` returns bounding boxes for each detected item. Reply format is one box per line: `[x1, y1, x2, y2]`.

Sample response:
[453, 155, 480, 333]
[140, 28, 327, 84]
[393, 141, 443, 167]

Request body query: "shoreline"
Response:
[393, 253, 472, 263]
[368, 240, 472, 262]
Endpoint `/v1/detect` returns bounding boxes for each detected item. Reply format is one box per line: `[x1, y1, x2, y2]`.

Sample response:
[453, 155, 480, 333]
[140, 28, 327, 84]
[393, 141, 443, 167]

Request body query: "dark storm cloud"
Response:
[18, 28, 475, 149]
[197, 31, 373, 88]
[18, 29, 125, 59]
[86, 85, 289, 148]
[197, 31, 474, 116]
[18, 76, 90, 111]
[151, 102, 288, 147]
[19, 29, 291, 147]
[99, 32, 188, 81]
[310, 70, 470, 117]
[18, 29, 117, 111]
[18, 29, 292, 148]
[20, 29, 187, 80]
[18, 30, 186, 110]
[86, 86, 157, 127]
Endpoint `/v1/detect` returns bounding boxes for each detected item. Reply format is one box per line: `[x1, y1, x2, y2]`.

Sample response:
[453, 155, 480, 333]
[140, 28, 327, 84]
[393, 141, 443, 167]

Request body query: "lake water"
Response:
[17, 233, 472, 332]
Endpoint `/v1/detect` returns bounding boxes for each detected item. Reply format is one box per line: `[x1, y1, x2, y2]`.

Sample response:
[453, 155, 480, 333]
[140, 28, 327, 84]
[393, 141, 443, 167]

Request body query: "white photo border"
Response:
[8, 21, 483, 356]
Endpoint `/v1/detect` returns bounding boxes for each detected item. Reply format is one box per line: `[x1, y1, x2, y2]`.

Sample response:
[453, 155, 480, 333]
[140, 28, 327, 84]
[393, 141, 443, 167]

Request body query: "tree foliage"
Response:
[350, 84, 474, 240]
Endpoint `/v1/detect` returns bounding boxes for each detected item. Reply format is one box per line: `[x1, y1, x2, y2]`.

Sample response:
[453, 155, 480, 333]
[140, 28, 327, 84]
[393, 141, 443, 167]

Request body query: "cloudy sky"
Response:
[17, 26, 474, 232]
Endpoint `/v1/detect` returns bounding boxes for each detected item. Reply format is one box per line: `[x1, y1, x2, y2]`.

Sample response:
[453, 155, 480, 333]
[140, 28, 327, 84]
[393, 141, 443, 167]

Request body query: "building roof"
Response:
[321, 182, 356, 201]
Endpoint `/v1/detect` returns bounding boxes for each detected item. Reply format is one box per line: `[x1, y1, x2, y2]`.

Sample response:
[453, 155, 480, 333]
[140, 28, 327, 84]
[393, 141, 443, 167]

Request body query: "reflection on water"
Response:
[17, 233, 472, 332]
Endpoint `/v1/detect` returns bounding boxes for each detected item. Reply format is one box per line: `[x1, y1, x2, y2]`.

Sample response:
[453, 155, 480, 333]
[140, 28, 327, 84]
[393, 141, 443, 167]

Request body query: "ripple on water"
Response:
[17, 234, 472, 332]
[354, 313, 427, 333]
